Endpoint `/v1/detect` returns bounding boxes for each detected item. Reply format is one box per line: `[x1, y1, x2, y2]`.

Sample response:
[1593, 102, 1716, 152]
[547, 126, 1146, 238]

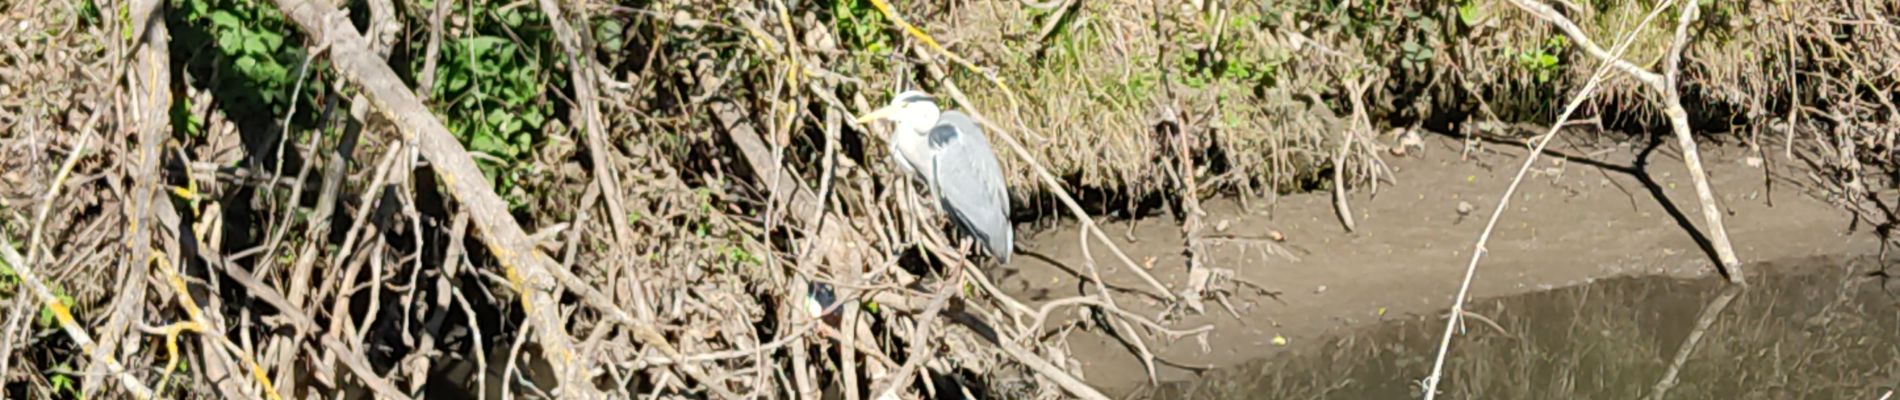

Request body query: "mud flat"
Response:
[1006, 134, 1881, 395]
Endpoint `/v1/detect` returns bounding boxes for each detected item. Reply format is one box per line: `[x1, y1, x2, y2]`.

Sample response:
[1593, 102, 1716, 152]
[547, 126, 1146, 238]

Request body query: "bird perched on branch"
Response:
[802, 91, 1015, 326]
[855, 90, 1014, 264]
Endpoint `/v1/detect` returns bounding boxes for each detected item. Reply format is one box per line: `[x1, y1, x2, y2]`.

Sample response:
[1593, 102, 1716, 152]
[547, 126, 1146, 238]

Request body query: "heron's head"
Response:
[854, 90, 941, 134]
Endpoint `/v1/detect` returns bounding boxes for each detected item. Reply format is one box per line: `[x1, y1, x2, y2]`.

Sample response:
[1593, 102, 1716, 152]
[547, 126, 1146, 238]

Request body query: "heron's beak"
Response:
[853, 105, 900, 124]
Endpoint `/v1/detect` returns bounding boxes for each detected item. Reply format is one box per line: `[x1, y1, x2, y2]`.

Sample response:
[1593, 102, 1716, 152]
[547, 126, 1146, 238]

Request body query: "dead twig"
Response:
[540, 0, 635, 248]
[987, 327, 1109, 400]
[1330, 79, 1360, 233]
[869, 263, 960, 399]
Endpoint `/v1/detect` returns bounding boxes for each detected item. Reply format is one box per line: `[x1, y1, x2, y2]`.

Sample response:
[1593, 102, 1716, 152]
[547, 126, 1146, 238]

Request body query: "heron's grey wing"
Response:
[929, 111, 1013, 263]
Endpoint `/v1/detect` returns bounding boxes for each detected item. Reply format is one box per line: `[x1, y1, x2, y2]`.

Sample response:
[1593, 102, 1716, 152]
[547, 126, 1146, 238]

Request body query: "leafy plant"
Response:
[1400, 9, 1441, 74]
[830, 0, 894, 60]
[36, 285, 75, 328]
[426, 4, 559, 210]
[49, 364, 78, 398]
[1174, 11, 1289, 91]
[173, 0, 313, 126]
[1515, 35, 1570, 83]
[1457, 0, 1493, 28]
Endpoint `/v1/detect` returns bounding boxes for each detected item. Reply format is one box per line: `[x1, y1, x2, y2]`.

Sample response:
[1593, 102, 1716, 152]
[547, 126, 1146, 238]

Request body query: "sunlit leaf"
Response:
[209, 10, 241, 29]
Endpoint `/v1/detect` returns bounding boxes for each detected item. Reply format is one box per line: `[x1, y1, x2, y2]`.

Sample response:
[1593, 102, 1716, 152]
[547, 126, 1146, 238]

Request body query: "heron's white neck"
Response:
[891, 102, 940, 135]
[888, 104, 940, 180]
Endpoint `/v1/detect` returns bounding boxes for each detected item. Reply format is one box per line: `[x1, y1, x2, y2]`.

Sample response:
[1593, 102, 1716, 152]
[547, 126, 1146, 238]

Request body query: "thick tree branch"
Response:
[1504, 0, 1742, 281]
[91, 0, 168, 396]
[1656, 0, 1742, 280]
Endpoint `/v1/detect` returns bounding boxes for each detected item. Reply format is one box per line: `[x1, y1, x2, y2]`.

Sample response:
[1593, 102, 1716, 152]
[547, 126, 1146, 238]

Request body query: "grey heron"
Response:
[801, 91, 1014, 328]
[854, 90, 1014, 265]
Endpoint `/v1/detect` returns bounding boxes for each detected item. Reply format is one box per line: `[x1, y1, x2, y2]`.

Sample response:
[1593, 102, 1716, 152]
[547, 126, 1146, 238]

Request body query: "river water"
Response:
[1137, 256, 1900, 399]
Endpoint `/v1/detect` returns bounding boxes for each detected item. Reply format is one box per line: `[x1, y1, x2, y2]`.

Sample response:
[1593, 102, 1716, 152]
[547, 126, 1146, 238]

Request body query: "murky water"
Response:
[1136, 257, 1900, 399]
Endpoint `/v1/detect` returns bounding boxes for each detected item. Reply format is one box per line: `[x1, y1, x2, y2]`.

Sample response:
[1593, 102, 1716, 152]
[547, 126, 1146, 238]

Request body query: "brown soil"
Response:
[1001, 133, 1880, 395]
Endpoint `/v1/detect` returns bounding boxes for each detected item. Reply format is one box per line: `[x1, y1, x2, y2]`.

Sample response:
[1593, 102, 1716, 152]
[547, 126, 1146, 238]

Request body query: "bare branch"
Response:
[1507, 0, 1664, 86]
[91, 0, 169, 395]
[1423, 1, 1682, 398]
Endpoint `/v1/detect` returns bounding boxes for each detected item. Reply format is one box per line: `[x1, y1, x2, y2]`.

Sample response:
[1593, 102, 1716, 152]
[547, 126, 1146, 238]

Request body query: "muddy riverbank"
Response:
[1005, 134, 1882, 395]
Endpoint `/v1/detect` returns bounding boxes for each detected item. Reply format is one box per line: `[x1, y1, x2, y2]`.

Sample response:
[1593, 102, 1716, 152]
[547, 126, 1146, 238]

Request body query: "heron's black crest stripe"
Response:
[927, 123, 959, 148]
[895, 92, 936, 104]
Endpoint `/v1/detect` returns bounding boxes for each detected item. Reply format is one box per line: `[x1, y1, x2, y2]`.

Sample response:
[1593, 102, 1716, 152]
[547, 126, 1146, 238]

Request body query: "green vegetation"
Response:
[172, 0, 313, 124]
[1514, 35, 1569, 84]
[830, 0, 896, 61]
[425, 3, 558, 210]
[170, 0, 562, 210]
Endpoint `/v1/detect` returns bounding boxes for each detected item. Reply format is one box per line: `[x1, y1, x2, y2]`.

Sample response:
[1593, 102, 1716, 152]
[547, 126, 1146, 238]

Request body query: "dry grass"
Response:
[938, 0, 1369, 202]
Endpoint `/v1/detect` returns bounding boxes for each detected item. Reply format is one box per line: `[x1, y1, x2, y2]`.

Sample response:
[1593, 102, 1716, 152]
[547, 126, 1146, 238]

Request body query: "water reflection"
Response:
[1138, 256, 1900, 399]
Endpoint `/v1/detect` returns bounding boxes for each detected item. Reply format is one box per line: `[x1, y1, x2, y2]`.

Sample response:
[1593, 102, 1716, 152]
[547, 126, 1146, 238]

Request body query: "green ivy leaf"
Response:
[234, 56, 258, 74]
[470, 131, 504, 155]
[1458, 1, 1485, 27]
[258, 30, 284, 50]
[50, 373, 74, 394]
[513, 126, 533, 149]
[217, 33, 242, 54]
[465, 36, 508, 58]
[242, 35, 268, 55]
[188, 0, 208, 19]
[445, 72, 469, 92]
[208, 10, 241, 30]
[486, 108, 511, 127]
[498, 117, 522, 136]
[521, 109, 544, 128]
